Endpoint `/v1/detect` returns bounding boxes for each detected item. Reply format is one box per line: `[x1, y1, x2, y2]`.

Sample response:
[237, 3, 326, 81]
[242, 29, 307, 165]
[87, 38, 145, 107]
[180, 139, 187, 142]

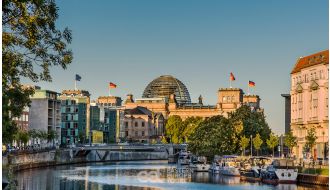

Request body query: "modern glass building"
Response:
[59, 90, 90, 145]
[142, 75, 191, 105]
[90, 104, 117, 143]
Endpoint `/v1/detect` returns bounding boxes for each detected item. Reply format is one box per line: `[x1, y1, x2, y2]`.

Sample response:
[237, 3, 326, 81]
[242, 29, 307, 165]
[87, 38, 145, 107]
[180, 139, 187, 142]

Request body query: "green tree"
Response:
[284, 130, 297, 157]
[47, 129, 57, 147]
[3, 0, 73, 144]
[161, 136, 168, 144]
[253, 133, 263, 156]
[305, 127, 318, 159]
[165, 115, 184, 144]
[240, 136, 250, 156]
[266, 133, 279, 157]
[228, 105, 271, 153]
[188, 116, 237, 158]
[182, 117, 203, 142]
[14, 130, 30, 147]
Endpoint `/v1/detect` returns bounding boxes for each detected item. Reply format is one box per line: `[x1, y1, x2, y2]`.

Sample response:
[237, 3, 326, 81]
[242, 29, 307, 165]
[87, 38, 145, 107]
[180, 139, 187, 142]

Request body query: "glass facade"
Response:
[142, 75, 191, 105]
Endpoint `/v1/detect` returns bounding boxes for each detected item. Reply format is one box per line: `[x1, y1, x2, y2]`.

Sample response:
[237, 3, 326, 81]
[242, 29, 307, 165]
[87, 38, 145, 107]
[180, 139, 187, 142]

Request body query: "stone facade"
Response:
[123, 88, 261, 120]
[29, 89, 61, 145]
[290, 50, 329, 159]
[120, 106, 164, 143]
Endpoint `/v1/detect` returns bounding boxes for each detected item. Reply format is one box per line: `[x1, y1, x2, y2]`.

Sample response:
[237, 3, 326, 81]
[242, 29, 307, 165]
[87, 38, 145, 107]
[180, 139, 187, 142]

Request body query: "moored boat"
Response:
[260, 159, 298, 185]
[240, 157, 272, 182]
[219, 155, 241, 176]
[190, 156, 210, 172]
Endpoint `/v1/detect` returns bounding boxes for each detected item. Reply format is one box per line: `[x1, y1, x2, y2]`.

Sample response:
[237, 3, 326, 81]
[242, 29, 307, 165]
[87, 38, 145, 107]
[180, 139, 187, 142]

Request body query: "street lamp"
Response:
[250, 135, 253, 157]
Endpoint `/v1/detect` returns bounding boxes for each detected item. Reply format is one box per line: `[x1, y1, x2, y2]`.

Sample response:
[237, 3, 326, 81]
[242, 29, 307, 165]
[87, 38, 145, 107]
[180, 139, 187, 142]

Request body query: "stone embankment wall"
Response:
[3, 149, 169, 171]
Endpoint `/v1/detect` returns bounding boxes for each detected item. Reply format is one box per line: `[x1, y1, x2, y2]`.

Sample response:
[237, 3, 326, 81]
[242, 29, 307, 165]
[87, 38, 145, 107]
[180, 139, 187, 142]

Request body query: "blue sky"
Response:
[23, 0, 329, 134]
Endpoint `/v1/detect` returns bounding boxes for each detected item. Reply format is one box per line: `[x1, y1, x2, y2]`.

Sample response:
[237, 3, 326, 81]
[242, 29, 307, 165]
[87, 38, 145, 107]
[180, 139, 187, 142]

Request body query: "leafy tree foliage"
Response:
[305, 127, 317, 155]
[240, 136, 250, 156]
[228, 105, 271, 152]
[182, 117, 203, 142]
[14, 130, 29, 147]
[188, 105, 272, 158]
[253, 133, 263, 156]
[284, 130, 297, 157]
[3, 0, 73, 144]
[266, 133, 279, 157]
[161, 136, 168, 144]
[188, 116, 237, 158]
[165, 115, 184, 143]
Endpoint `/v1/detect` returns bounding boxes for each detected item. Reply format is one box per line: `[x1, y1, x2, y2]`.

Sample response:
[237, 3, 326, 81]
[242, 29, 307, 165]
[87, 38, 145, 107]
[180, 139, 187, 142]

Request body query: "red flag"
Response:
[230, 72, 235, 81]
[249, 81, 255, 87]
[109, 82, 117, 88]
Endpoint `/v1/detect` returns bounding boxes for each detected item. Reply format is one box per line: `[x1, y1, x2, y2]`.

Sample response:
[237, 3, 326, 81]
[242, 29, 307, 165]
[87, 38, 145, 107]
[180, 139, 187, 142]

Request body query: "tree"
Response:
[305, 127, 317, 159]
[188, 116, 237, 158]
[228, 105, 271, 153]
[161, 136, 168, 144]
[47, 129, 57, 147]
[240, 136, 250, 156]
[165, 115, 184, 144]
[182, 117, 203, 142]
[266, 133, 279, 157]
[13, 130, 30, 148]
[3, 0, 73, 144]
[284, 130, 297, 157]
[253, 133, 263, 156]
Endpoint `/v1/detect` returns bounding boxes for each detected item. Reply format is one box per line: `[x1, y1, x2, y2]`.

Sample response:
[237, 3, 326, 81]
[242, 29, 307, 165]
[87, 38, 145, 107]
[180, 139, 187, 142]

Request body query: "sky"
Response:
[23, 0, 329, 135]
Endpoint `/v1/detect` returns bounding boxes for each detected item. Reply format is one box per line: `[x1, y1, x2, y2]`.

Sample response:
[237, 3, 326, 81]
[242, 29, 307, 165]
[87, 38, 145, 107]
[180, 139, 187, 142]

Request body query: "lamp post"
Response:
[250, 135, 253, 157]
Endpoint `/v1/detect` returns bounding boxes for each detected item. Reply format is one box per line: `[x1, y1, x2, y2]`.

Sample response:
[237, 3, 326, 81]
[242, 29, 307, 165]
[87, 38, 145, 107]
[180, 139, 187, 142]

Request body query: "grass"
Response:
[299, 167, 329, 176]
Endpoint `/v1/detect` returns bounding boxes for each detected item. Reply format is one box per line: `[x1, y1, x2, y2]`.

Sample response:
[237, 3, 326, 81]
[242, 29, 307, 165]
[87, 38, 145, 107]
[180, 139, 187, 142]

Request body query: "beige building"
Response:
[123, 87, 261, 120]
[290, 50, 329, 159]
[120, 106, 164, 142]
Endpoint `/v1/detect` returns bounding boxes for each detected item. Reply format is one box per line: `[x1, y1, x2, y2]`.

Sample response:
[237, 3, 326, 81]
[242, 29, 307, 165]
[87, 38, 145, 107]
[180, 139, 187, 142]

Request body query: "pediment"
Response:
[309, 80, 319, 90]
[296, 84, 303, 93]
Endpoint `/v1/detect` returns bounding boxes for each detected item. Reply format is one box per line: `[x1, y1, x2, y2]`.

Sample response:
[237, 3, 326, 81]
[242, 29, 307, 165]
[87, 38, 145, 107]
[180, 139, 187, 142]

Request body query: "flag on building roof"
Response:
[75, 74, 81, 81]
[230, 72, 235, 81]
[109, 82, 117, 88]
[249, 81, 255, 87]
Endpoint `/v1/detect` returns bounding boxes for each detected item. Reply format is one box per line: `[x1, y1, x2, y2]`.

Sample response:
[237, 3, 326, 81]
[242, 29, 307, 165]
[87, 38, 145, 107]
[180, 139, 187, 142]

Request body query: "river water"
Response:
[15, 160, 325, 190]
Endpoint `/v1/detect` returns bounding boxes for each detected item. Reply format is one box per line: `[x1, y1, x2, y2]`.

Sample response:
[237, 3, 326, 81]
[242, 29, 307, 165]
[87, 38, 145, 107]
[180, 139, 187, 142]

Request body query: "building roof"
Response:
[291, 50, 329, 74]
[125, 106, 152, 116]
[142, 75, 191, 105]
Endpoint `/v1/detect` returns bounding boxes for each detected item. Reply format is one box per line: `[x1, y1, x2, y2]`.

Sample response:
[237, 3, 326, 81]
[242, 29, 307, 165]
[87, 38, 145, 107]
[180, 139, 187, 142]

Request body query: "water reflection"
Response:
[14, 161, 324, 190]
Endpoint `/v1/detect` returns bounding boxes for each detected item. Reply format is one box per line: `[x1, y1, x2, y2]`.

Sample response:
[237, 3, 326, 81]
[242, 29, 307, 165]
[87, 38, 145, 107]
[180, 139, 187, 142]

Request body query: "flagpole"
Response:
[230, 79, 232, 88]
[109, 88, 111, 96]
[75, 80, 77, 90]
[248, 85, 250, 95]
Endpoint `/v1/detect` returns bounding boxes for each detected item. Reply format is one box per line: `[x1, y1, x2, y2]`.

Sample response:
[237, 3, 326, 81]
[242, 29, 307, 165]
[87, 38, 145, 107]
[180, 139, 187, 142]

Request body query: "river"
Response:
[15, 160, 325, 190]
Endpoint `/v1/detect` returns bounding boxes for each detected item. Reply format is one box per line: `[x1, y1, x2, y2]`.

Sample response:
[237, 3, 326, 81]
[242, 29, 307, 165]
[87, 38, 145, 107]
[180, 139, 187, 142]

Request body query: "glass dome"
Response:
[142, 75, 191, 105]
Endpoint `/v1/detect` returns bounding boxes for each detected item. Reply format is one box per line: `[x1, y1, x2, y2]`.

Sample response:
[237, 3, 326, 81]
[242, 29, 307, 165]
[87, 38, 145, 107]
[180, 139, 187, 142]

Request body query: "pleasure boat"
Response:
[177, 150, 191, 168]
[190, 156, 211, 172]
[240, 157, 272, 182]
[209, 156, 221, 174]
[219, 155, 241, 176]
[260, 159, 298, 185]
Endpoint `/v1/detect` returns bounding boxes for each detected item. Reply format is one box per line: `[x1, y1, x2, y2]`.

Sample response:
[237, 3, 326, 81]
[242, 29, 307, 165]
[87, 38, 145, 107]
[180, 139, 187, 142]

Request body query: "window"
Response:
[223, 97, 226, 102]
[135, 131, 138, 136]
[125, 122, 128, 128]
[135, 122, 138, 127]
[125, 131, 128, 137]
[141, 122, 145, 127]
[142, 131, 145, 136]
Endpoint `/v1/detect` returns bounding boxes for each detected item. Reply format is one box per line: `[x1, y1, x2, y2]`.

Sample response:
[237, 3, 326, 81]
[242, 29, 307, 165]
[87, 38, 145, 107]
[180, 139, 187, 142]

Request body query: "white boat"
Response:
[240, 157, 272, 182]
[219, 155, 241, 176]
[209, 156, 221, 174]
[177, 150, 191, 168]
[261, 159, 298, 184]
[190, 156, 210, 172]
